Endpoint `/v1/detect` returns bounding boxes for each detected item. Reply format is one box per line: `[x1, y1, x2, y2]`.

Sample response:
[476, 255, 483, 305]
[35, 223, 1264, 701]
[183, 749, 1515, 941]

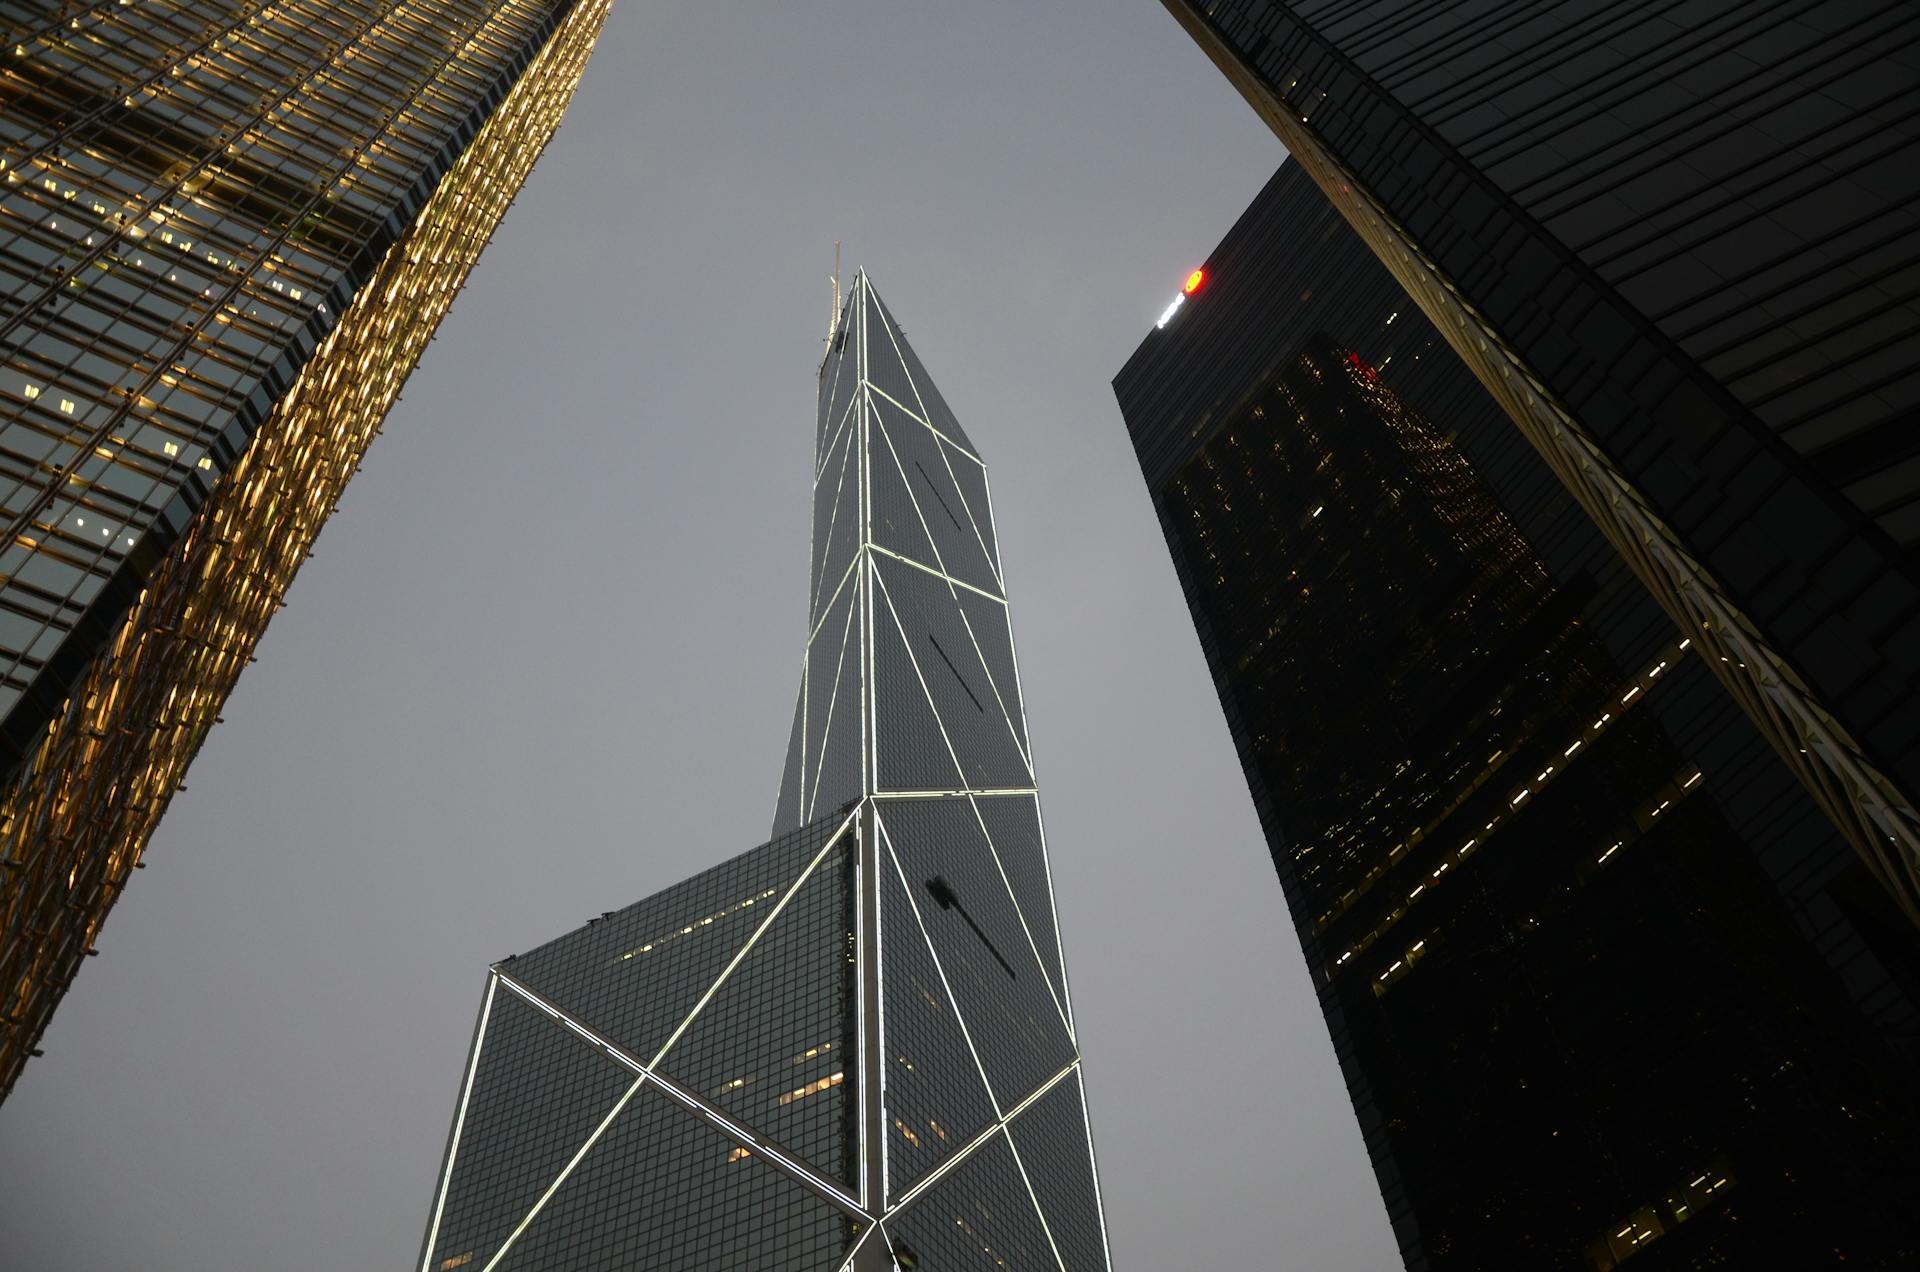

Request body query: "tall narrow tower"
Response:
[418, 274, 1111, 1271]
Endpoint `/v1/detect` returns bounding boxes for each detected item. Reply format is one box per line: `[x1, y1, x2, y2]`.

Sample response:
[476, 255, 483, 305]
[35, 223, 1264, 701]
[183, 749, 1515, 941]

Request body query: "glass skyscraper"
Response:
[1158, 0, 1920, 924]
[1114, 163, 1919, 1269]
[0, 0, 612, 1099]
[418, 274, 1110, 1271]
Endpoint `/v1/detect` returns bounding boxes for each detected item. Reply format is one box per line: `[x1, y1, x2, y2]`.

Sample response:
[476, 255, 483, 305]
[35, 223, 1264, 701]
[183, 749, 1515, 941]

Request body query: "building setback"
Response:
[418, 274, 1110, 1271]
[1158, 0, 1920, 922]
[1114, 163, 1919, 1269]
[0, 1, 613, 1098]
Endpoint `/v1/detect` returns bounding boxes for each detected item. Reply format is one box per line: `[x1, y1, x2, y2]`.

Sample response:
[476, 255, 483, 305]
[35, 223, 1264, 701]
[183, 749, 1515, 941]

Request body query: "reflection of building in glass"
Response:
[1159, 0, 1920, 922]
[419, 275, 1110, 1271]
[1115, 163, 1920, 1270]
[0, 0, 614, 1100]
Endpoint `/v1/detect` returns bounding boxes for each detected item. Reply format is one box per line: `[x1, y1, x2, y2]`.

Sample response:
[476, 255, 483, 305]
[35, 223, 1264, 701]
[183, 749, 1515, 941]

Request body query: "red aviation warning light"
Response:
[1157, 267, 1207, 328]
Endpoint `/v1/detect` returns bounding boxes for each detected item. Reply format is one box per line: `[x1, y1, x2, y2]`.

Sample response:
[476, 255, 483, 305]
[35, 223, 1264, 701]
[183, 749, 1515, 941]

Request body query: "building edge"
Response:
[1158, 0, 1920, 925]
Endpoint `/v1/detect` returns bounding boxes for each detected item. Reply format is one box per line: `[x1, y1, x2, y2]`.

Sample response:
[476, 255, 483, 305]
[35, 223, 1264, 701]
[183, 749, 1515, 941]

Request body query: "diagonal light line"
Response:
[812, 425, 858, 615]
[866, 299, 982, 467]
[862, 381, 980, 466]
[815, 384, 859, 488]
[808, 548, 861, 648]
[479, 1073, 648, 1272]
[1070, 1067, 1116, 1270]
[419, 974, 499, 1272]
[1003, 1121, 1070, 1272]
[875, 817, 1003, 1119]
[953, 588, 1033, 776]
[650, 811, 858, 1068]
[867, 541, 1003, 605]
[1012, 788, 1078, 1037]
[804, 593, 860, 823]
[881, 1059, 1081, 1220]
[937, 444, 1003, 592]
[490, 972, 870, 1220]
[870, 565, 971, 789]
[871, 405, 959, 583]
[967, 794, 1071, 1039]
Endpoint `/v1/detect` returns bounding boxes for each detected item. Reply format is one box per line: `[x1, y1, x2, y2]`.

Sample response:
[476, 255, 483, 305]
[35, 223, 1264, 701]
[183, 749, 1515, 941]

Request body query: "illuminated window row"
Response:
[1326, 636, 1697, 979]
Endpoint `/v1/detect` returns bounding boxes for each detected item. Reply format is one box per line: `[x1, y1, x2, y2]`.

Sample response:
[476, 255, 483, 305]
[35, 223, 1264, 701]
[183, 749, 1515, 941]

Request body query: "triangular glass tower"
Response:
[418, 274, 1111, 1271]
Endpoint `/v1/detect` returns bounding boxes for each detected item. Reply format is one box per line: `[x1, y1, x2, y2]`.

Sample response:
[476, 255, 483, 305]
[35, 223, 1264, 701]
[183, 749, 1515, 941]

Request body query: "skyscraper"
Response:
[1158, 0, 1920, 922]
[1114, 162, 1920, 1269]
[0, 0, 612, 1098]
[418, 274, 1110, 1271]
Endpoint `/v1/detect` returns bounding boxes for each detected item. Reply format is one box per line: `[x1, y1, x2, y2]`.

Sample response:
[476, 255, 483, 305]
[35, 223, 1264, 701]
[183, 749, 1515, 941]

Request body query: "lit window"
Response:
[778, 1071, 844, 1106]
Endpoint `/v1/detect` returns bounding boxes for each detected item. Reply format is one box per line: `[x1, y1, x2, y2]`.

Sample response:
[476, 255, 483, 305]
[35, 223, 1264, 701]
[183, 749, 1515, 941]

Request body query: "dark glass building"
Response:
[1158, 0, 1920, 922]
[419, 274, 1110, 1271]
[0, 0, 612, 1099]
[1114, 163, 1920, 1269]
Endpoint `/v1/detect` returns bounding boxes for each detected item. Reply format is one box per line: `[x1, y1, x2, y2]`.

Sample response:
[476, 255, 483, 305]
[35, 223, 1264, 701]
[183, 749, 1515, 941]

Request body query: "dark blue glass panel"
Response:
[871, 564, 967, 794]
[873, 555, 1029, 791]
[492, 1081, 852, 1272]
[870, 394, 1001, 597]
[877, 798, 1074, 1111]
[876, 838, 1001, 1202]
[883, 1136, 1055, 1272]
[425, 987, 636, 1272]
[504, 815, 846, 1065]
[1007, 1072, 1108, 1271]
[655, 842, 857, 1184]
[864, 284, 978, 458]
[971, 794, 1067, 1016]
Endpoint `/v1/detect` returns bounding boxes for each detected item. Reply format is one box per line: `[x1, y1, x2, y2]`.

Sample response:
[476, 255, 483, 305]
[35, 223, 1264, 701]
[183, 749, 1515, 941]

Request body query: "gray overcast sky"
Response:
[0, 5, 1400, 1268]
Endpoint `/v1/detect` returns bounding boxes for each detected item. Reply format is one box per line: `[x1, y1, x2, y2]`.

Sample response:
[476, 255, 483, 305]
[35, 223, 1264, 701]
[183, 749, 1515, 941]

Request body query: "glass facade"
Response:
[423, 275, 1110, 1270]
[1114, 162, 1920, 1270]
[1161, 0, 1920, 924]
[0, 0, 612, 1099]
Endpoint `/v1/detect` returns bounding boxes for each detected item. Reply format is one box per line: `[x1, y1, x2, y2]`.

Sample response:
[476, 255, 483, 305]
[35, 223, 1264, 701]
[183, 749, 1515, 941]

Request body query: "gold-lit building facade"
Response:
[0, 0, 613, 1100]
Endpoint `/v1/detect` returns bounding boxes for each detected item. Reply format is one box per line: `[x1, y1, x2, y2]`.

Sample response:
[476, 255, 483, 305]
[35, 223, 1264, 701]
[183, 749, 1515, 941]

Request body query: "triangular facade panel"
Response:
[803, 575, 863, 822]
[970, 794, 1067, 1018]
[774, 687, 806, 835]
[1006, 1072, 1109, 1272]
[654, 840, 858, 1184]
[812, 418, 862, 624]
[870, 394, 1002, 597]
[872, 555, 1029, 791]
[939, 443, 1001, 589]
[876, 831, 1002, 1201]
[871, 565, 969, 794]
[882, 1135, 1059, 1272]
[867, 407, 947, 576]
[422, 988, 638, 1272]
[817, 304, 859, 470]
[502, 816, 842, 1066]
[866, 286, 978, 459]
[876, 798, 1074, 1110]
[490, 1081, 854, 1272]
[952, 586, 1027, 760]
